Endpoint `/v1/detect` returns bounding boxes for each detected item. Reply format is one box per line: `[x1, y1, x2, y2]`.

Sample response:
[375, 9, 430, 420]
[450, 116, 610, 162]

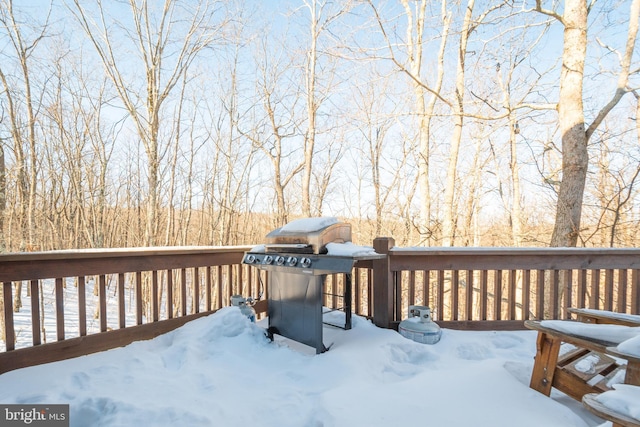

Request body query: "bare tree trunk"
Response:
[0, 1, 48, 251]
[71, 0, 226, 247]
[401, 0, 450, 245]
[0, 141, 5, 251]
[441, 0, 476, 247]
[540, 0, 640, 247]
[549, 0, 588, 247]
[302, 0, 319, 218]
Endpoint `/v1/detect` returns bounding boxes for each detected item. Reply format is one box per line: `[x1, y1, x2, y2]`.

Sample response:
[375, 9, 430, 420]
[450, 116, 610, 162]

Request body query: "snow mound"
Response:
[596, 384, 640, 422]
[540, 320, 640, 344]
[0, 309, 597, 427]
[326, 242, 377, 257]
[617, 334, 640, 357]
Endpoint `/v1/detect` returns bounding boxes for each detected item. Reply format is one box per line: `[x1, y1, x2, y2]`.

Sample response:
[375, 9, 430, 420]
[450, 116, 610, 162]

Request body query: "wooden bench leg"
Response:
[530, 331, 562, 396]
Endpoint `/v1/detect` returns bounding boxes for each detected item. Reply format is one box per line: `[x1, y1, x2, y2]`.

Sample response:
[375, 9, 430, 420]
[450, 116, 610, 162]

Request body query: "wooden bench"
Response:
[582, 392, 640, 427]
[568, 308, 640, 327]
[525, 320, 640, 401]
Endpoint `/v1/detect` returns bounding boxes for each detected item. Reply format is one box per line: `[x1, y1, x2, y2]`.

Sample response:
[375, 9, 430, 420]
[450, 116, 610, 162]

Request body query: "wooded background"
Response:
[0, 0, 639, 251]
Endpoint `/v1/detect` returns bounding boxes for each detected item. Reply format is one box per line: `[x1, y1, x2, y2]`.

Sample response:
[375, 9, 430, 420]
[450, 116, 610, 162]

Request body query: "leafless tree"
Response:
[536, 0, 640, 246]
[70, 0, 228, 246]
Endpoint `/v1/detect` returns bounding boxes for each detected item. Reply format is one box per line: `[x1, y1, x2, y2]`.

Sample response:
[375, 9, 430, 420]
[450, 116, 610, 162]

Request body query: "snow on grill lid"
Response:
[279, 216, 338, 233]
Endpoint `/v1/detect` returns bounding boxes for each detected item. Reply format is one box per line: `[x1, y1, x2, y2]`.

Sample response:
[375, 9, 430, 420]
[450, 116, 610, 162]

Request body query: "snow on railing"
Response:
[371, 237, 640, 329]
[1, 240, 639, 374]
[0, 246, 264, 373]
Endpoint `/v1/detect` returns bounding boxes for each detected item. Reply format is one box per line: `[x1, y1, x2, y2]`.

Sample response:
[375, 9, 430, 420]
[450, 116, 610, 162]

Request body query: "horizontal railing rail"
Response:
[0, 246, 265, 374]
[2, 239, 639, 375]
[371, 237, 640, 330]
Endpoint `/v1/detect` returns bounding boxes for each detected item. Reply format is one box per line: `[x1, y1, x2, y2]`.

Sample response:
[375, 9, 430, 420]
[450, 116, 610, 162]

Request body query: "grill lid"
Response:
[264, 217, 351, 254]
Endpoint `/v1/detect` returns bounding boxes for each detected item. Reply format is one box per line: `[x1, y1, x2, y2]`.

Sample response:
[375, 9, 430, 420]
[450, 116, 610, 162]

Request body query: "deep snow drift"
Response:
[0, 308, 608, 427]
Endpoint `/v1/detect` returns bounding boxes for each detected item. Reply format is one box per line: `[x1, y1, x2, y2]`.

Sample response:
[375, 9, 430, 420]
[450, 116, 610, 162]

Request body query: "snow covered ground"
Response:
[0, 307, 611, 427]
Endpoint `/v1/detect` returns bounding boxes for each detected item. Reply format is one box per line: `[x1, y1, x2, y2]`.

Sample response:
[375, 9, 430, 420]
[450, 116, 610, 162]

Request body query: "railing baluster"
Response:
[181, 268, 187, 316]
[437, 270, 444, 321]
[632, 270, 639, 314]
[451, 270, 459, 321]
[577, 269, 587, 309]
[135, 271, 143, 325]
[465, 270, 473, 321]
[562, 270, 573, 319]
[354, 268, 361, 316]
[216, 266, 223, 309]
[590, 269, 600, 310]
[226, 265, 232, 306]
[206, 266, 212, 312]
[423, 270, 430, 309]
[245, 266, 251, 304]
[604, 269, 614, 312]
[99, 274, 107, 332]
[408, 270, 416, 308]
[78, 276, 87, 336]
[521, 270, 530, 321]
[167, 269, 174, 319]
[550, 270, 559, 319]
[2, 282, 15, 351]
[617, 269, 628, 313]
[480, 270, 488, 320]
[536, 269, 544, 320]
[118, 273, 125, 329]
[194, 267, 200, 314]
[394, 272, 402, 321]
[30, 280, 41, 345]
[494, 270, 502, 321]
[151, 270, 159, 322]
[55, 278, 65, 341]
[508, 270, 516, 320]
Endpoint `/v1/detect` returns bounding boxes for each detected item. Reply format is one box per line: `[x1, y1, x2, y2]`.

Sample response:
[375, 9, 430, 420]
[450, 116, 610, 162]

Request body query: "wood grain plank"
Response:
[605, 269, 614, 312]
[118, 273, 125, 329]
[2, 282, 15, 351]
[167, 269, 174, 319]
[465, 270, 473, 321]
[522, 270, 531, 320]
[30, 280, 41, 345]
[618, 269, 628, 313]
[135, 272, 142, 325]
[99, 274, 107, 332]
[55, 278, 65, 341]
[193, 267, 200, 314]
[78, 276, 86, 336]
[451, 270, 459, 321]
[480, 270, 488, 320]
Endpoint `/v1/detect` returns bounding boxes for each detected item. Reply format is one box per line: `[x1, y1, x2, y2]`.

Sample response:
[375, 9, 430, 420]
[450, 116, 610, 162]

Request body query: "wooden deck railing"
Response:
[1, 239, 639, 374]
[371, 237, 640, 330]
[0, 246, 266, 374]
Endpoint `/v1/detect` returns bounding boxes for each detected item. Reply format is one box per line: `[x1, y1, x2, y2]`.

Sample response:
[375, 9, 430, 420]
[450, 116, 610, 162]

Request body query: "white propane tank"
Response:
[398, 305, 442, 344]
[230, 295, 256, 322]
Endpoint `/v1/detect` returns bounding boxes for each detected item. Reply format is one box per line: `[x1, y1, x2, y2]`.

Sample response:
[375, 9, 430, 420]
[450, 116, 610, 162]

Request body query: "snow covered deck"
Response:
[0, 309, 618, 427]
[1, 241, 639, 377]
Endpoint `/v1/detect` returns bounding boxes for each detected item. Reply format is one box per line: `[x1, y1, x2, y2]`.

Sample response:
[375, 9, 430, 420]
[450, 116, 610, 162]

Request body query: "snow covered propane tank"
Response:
[230, 295, 256, 323]
[398, 305, 442, 344]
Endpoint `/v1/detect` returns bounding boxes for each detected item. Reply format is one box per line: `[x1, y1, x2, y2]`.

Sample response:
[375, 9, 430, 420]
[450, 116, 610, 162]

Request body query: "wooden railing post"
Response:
[373, 237, 395, 329]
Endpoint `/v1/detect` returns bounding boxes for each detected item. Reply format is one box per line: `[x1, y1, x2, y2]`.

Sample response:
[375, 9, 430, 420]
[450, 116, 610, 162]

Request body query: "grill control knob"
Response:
[276, 256, 285, 265]
[300, 257, 312, 268]
[246, 255, 256, 264]
[264, 255, 274, 265]
[287, 257, 298, 266]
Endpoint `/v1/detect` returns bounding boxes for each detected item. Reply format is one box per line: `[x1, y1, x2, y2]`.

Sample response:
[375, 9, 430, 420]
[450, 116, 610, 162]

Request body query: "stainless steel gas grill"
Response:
[243, 218, 367, 354]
